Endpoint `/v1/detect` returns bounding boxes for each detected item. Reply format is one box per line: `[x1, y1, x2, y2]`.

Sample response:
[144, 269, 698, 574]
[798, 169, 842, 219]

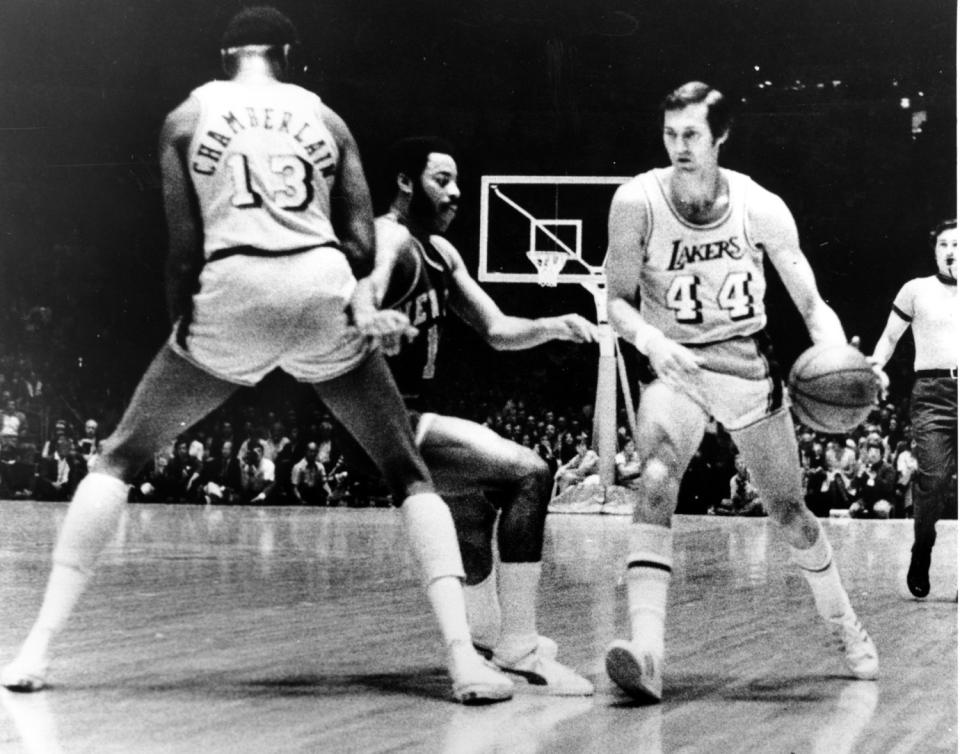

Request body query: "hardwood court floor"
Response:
[0, 501, 956, 753]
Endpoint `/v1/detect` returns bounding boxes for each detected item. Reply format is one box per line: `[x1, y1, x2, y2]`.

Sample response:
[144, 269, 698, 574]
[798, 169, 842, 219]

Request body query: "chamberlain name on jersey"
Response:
[636, 167, 767, 345]
[188, 81, 340, 256]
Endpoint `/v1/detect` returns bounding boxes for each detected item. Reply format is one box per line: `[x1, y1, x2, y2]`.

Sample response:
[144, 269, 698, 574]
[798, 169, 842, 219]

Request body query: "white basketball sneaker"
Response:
[605, 640, 663, 702]
[492, 644, 594, 696]
[830, 614, 879, 681]
[474, 634, 558, 662]
[1, 657, 49, 693]
[447, 639, 514, 705]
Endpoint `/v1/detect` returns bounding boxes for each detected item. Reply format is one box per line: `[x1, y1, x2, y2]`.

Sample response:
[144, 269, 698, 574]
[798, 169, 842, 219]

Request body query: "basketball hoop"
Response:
[526, 250, 570, 287]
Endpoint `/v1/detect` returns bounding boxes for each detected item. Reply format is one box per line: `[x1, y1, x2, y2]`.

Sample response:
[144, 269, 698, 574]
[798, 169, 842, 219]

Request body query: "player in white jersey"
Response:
[869, 219, 958, 598]
[603, 81, 879, 702]
[1, 7, 513, 705]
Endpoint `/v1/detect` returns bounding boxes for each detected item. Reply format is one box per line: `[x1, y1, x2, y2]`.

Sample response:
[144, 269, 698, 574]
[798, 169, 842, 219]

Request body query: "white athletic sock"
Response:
[626, 524, 673, 655]
[790, 524, 854, 622]
[401, 493, 470, 647]
[464, 571, 501, 648]
[494, 562, 541, 661]
[16, 472, 128, 667]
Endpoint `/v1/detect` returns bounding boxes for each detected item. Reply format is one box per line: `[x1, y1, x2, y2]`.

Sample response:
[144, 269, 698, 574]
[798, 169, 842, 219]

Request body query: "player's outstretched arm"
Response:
[752, 190, 846, 346]
[159, 98, 204, 327]
[440, 237, 598, 350]
[605, 182, 700, 380]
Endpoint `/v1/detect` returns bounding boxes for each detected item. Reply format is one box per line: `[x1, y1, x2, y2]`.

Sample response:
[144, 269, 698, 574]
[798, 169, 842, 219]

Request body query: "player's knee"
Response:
[639, 455, 676, 502]
[516, 448, 551, 497]
[764, 495, 806, 527]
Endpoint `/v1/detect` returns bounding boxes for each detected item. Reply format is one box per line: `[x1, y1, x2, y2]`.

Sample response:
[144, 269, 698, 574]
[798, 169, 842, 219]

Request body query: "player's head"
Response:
[220, 6, 299, 79]
[660, 82, 731, 171]
[387, 136, 460, 233]
[930, 218, 957, 281]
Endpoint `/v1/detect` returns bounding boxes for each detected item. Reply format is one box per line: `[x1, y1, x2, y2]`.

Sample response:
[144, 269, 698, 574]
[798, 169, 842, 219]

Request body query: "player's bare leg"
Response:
[732, 408, 878, 680]
[605, 382, 705, 702]
[419, 414, 592, 695]
[316, 355, 512, 703]
[2, 346, 237, 691]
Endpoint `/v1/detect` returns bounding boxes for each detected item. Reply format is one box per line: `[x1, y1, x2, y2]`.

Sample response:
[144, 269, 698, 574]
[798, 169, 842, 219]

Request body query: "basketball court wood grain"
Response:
[0, 501, 955, 753]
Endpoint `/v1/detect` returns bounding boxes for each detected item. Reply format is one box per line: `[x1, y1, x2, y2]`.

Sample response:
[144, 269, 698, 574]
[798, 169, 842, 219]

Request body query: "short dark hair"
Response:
[660, 81, 733, 140]
[385, 136, 457, 184]
[221, 6, 299, 49]
[930, 218, 957, 246]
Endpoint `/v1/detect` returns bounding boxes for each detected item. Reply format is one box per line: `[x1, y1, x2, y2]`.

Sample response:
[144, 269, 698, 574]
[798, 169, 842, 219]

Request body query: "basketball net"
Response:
[526, 250, 570, 287]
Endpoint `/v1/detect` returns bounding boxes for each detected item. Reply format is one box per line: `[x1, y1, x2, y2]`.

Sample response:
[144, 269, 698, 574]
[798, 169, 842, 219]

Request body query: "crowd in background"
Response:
[2, 334, 952, 524]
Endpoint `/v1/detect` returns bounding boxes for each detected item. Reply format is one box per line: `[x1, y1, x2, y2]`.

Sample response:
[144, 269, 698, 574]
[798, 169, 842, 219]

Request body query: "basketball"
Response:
[381, 241, 422, 309]
[787, 343, 879, 433]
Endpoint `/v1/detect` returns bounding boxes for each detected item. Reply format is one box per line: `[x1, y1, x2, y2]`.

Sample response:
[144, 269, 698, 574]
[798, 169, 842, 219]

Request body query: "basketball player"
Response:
[602, 82, 879, 701]
[868, 219, 957, 598]
[1, 8, 513, 705]
[364, 136, 596, 695]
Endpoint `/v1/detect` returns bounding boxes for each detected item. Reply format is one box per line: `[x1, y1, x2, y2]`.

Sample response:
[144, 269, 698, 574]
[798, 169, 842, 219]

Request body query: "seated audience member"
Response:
[850, 437, 897, 519]
[554, 433, 599, 494]
[239, 439, 275, 505]
[0, 395, 25, 451]
[806, 442, 860, 516]
[614, 437, 642, 490]
[197, 439, 242, 505]
[131, 452, 171, 502]
[713, 453, 763, 516]
[894, 439, 918, 518]
[290, 441, 329, 506]
[164, 438, 201, 502]
[262, 421, 290, 463]
[34, 437, 87, 501]
[77, 419, 100, 464]
[41, 419, 70, 459]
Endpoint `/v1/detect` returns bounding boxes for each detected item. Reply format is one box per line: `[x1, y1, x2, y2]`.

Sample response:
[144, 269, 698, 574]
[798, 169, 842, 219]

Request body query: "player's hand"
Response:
[554, 314, 599, 343]
[865, 356, 890, 400]
[647, 334, 702, 383]
[354, 309, 418, 341]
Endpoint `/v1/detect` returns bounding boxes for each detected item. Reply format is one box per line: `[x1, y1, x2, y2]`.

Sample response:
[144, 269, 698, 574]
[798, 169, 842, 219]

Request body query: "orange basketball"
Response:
[787, 343, 879, 433]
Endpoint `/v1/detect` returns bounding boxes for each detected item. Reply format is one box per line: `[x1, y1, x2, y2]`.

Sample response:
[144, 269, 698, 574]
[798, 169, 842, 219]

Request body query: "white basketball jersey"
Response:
[636, 168, 766, 344]
[188, 80, 340, 257]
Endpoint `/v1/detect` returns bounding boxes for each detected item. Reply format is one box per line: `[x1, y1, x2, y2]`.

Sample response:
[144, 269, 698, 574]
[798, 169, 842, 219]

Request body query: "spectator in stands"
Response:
[41, 419, 71, 459]
[164, 438, 201, 502]
[197, 438, 241, 505]
[713, 453, 763, 516]
[850, 437, 896, 518]
[554, 433, 599, 494]
[0, 395, 25, 451]
[290, 441, 329, 505]
[34, 437, 87, 501]
[894, 439, 918, 518]
[262, 421, 290, 463]
[239, 439, 275, 505]
[615, 437, 642, 490]
[77, 419, 99, 464]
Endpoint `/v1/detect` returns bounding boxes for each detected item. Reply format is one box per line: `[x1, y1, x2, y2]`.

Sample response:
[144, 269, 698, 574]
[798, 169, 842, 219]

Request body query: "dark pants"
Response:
[910, 376, 958, 549]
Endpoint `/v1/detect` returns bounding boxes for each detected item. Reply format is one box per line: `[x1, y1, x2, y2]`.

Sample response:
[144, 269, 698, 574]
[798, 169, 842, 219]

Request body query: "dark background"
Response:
[0, 0, 955, 413]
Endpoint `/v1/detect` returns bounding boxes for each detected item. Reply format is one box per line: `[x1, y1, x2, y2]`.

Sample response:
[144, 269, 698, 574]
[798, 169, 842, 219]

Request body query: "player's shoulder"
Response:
[161, 95, 202, 145]
[426, 234, 462, 268]
[612, 171, 654, 205]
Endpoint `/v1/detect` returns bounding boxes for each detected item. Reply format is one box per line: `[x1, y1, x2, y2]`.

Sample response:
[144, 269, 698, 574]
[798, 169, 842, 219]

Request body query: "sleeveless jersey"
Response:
[635, 168, 766, 344]
[188, 80, 340, 257]
[892, 276, 958, 371]
[386, 233, 452, 397]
